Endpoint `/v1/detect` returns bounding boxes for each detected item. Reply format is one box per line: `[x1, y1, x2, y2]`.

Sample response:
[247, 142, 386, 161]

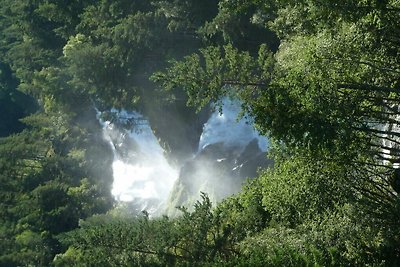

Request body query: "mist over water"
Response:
[99, 110, 178, 213]
[199, 99, 268, 153]
[99, 99, 269, 215]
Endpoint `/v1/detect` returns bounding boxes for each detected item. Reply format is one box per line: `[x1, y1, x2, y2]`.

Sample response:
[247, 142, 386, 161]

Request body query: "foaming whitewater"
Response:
[99, 110, 178, 214]
[199, 98, 268, 152]
[98, 99, 270, 215]
[381, 112, 400, 168]
[166, 98, 271, 215]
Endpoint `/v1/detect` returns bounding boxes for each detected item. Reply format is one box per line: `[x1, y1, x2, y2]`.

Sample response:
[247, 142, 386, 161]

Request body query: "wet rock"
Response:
[233, 138, 274, 179]
[166, 139, 273, 216]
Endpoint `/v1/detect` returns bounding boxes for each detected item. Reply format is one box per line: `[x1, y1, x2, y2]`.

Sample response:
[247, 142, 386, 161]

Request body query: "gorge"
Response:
[100, 99, 271, 215]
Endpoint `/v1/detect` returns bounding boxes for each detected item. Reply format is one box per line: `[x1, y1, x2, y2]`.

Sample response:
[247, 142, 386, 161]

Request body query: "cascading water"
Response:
[166, 99, 271, 215]
[99, 110, 178, 214]
[199, 99, 268, 153]
[378, 104, 400, 168]
[99, 99, 271, 216]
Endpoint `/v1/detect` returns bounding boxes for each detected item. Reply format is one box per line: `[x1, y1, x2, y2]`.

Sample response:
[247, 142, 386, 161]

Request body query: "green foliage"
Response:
[0, 111, 113, 266]
[0, 62, 36, 136]
[155, 0, 219, 33]
[260, 152, 354, 226]
[215, 179, 270, 242]
[150, 1, 400, 265]
[198, 0, 279, 51]
[1, 0, 400, 266]
[156, 0, 400, 159]
[152, 43, 274, 111]
[220, 204, 390, 266]
[0, 1, 207, 263]
[55, 193, 240, 266]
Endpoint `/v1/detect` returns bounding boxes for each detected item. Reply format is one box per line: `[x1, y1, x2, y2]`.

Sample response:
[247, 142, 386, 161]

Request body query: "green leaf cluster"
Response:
[1, 0, 400, 265]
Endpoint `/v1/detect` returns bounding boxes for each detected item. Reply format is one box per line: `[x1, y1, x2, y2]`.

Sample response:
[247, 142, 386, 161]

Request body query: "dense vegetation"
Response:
[1, 0, 399, 266]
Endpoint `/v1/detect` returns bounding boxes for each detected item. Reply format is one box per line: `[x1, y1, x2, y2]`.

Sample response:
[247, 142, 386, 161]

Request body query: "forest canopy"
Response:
[1, 0, 400, 266]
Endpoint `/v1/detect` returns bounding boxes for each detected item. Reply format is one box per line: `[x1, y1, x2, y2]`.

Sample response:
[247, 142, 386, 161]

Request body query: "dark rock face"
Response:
[145, 100, 211, 165]
[166, 138, 273, 215]
[233, 139, 274, 179]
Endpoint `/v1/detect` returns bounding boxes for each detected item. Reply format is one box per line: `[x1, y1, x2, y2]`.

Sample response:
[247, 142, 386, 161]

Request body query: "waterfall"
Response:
[99, 99, 270, 215]
[99, 110, 178, 214]
[166, 99, 271, 215]
[379, 103, 400, 168]
[199, 98, 268, 152]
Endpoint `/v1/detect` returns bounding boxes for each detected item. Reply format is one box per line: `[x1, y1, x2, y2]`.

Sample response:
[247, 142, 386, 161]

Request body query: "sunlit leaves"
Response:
[152, 44, 273, 111]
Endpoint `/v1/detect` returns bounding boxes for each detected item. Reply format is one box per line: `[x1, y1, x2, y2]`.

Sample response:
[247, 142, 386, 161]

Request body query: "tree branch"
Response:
[338, 83, 400, 94]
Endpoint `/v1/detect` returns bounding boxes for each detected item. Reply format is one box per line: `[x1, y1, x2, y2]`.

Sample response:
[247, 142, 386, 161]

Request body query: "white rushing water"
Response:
[99, 99, 268, 214]
[199, 99, 268, 152]
[100, 110, 178, 213]
[380, 111, 400, 168]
